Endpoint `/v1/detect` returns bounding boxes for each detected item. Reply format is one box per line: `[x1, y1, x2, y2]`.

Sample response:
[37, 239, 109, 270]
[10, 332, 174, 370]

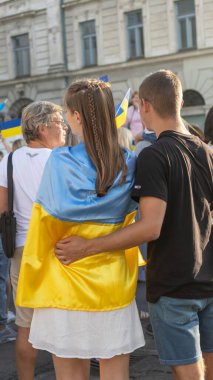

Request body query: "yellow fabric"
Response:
[2, 126, 22, 138]
[116, 98, 129, 129]
[17, 204, 145, 311]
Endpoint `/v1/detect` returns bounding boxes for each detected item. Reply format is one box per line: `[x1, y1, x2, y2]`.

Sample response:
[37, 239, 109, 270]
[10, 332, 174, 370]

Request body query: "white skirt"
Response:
[29, 300, 145, 358]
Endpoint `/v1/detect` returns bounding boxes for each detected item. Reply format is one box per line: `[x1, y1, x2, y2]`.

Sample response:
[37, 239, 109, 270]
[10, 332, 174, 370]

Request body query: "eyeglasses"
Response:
[47, 119, 68, 130]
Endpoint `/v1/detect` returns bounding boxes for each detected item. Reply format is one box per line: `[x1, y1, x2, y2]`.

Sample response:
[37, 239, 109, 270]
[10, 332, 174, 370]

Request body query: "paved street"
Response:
[0, 282, 173, 380]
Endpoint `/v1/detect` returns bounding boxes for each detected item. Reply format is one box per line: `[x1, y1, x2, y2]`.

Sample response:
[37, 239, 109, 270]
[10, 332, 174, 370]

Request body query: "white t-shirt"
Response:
[0, 146, 51, 247]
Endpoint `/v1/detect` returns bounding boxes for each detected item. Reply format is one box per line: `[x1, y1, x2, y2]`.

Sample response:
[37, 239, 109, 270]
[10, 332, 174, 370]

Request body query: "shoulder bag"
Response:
[0, 152, 17, 258]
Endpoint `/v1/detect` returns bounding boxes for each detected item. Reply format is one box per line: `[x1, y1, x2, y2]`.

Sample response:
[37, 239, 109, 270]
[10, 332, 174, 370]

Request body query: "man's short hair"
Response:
[21, 101, 62, 143]
[139, 70, 183, 118]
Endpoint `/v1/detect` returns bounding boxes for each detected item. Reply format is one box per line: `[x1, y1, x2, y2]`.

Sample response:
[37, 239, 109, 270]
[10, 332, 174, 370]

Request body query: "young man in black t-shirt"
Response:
[55, 70, 213, 380]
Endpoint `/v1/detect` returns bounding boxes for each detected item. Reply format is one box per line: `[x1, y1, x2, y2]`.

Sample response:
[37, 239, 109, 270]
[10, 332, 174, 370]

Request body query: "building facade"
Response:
[0, 0, 213, 134]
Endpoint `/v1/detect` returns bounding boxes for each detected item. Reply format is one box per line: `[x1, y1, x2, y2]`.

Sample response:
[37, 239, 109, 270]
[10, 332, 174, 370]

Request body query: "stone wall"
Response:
[0, 0, 212, 130]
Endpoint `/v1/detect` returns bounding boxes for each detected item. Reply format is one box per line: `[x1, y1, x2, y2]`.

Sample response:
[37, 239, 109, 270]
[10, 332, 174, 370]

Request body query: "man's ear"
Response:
[37, 123, 47, 137]
[181, 99, 184, 109]
[144, 100, 151, 113]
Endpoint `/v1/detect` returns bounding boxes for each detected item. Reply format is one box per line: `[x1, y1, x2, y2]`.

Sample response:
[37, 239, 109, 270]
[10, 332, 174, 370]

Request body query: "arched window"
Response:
[8, 98, 33, 119]
[183, 90, 205, 107]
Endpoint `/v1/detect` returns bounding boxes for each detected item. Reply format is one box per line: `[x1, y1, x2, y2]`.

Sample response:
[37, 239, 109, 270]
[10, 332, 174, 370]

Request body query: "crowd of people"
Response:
[0, 70, 212, 380]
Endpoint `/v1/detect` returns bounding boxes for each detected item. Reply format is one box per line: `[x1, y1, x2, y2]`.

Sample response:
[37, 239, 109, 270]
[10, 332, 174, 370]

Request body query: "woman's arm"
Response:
[0, 133, 12, 153]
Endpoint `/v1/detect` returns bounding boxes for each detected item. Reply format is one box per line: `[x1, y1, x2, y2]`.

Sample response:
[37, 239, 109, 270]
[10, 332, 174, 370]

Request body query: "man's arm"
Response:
[0, 186, 8, 213]
[55, 196, 167, 265]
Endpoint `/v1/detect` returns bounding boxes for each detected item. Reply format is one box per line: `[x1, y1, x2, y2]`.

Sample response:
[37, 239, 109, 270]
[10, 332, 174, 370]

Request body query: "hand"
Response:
[55, 236, 89, 265]
[134, 132, 143, 145]
[0, 131, 5, 142]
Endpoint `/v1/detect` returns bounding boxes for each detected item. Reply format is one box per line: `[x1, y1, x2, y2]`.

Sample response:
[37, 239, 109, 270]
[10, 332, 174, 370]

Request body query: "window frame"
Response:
[126, 9, 144, 60]
[80, 20, 97, 67]
[183, 89, 205, 107]
[12, 33, 31, 78]
[175, 0, 197, 51]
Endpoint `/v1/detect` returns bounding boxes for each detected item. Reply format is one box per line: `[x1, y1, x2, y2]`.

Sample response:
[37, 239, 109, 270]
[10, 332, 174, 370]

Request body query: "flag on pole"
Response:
[99, 75, 109, 83]
[0, 99, 8, 112]
[0, 118, 22, 138]
[115, 88, 131, 129]
[99, 75, 111, 87]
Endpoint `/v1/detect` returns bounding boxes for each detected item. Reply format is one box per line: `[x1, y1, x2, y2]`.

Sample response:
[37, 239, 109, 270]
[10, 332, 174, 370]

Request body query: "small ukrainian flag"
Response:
[115, 88, 131, 129]
[99, 75, 111, 88]
[0, 118, 22, 138]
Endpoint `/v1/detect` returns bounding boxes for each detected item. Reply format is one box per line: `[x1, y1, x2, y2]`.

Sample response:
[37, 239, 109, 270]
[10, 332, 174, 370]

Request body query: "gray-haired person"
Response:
[0, 101, 67, 380]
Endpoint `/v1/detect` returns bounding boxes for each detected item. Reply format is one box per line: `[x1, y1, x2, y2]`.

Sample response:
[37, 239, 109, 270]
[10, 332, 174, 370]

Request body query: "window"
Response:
[183, 90, 205, 107]
[12, 34, 30, 77]
[81, 20, 97, 67]
[182, 90, 205, 132]
[176, 0, 197, 50]
[8, 98, 33, 119]
[126, 10, 144, 59]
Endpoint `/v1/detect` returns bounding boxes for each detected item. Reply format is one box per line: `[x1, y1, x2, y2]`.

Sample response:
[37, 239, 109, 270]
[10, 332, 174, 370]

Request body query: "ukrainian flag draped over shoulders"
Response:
[17, 143, 141, 311]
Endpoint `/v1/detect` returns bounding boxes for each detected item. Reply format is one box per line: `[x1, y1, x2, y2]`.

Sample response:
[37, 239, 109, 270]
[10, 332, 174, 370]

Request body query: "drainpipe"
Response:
[60, 0, 69, 87]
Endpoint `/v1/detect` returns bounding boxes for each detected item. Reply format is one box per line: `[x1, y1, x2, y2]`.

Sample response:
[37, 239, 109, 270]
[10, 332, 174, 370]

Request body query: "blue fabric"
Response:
[136, 210, 147, 282]
[142, 131, 157, 144]
[0, 237, 9, 326]
[0, 101, 6, 111]
[138, 243, 147, 281]
[36, 143, 137, 223]
[149, 296, 213, 366]
[0, 118, 21, 130]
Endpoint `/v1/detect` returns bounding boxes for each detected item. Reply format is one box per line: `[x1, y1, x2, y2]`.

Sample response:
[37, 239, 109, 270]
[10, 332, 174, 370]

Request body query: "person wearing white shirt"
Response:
[0, 101, 67, 380]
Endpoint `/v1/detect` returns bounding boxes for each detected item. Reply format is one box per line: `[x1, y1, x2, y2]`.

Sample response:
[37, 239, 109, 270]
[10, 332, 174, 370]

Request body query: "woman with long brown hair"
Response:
[17, 79, 144, 380]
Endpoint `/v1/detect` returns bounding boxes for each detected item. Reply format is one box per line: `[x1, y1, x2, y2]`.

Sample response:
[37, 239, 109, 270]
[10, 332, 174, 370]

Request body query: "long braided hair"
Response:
[65, 79, 127, 196]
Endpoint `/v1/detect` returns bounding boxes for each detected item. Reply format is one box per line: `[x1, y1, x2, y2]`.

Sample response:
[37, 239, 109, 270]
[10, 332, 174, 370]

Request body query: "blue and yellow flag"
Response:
[98, 80, 130, 127]
[99, 75, 110, 86]
[17, 143, 145, 311]
[0, 118, 22, 138]
[115, 88, 131, 129]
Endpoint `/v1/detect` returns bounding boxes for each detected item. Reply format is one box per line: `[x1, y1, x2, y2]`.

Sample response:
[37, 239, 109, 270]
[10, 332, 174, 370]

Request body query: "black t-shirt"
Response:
[132, 130, 213, 303]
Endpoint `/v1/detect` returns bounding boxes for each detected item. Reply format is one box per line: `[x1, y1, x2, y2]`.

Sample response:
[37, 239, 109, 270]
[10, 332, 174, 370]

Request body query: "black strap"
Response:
[7, 152, 14, 212]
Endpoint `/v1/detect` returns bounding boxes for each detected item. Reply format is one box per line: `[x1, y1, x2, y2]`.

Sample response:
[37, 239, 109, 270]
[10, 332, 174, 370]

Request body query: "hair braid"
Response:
[87, 85, 105, 184]
[65, 78, 127, 196]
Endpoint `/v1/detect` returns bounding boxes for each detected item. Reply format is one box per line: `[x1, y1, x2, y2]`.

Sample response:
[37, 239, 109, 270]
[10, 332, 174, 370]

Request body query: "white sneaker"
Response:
[140, 310, 149, 320]
[7, 311, 16, 324]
